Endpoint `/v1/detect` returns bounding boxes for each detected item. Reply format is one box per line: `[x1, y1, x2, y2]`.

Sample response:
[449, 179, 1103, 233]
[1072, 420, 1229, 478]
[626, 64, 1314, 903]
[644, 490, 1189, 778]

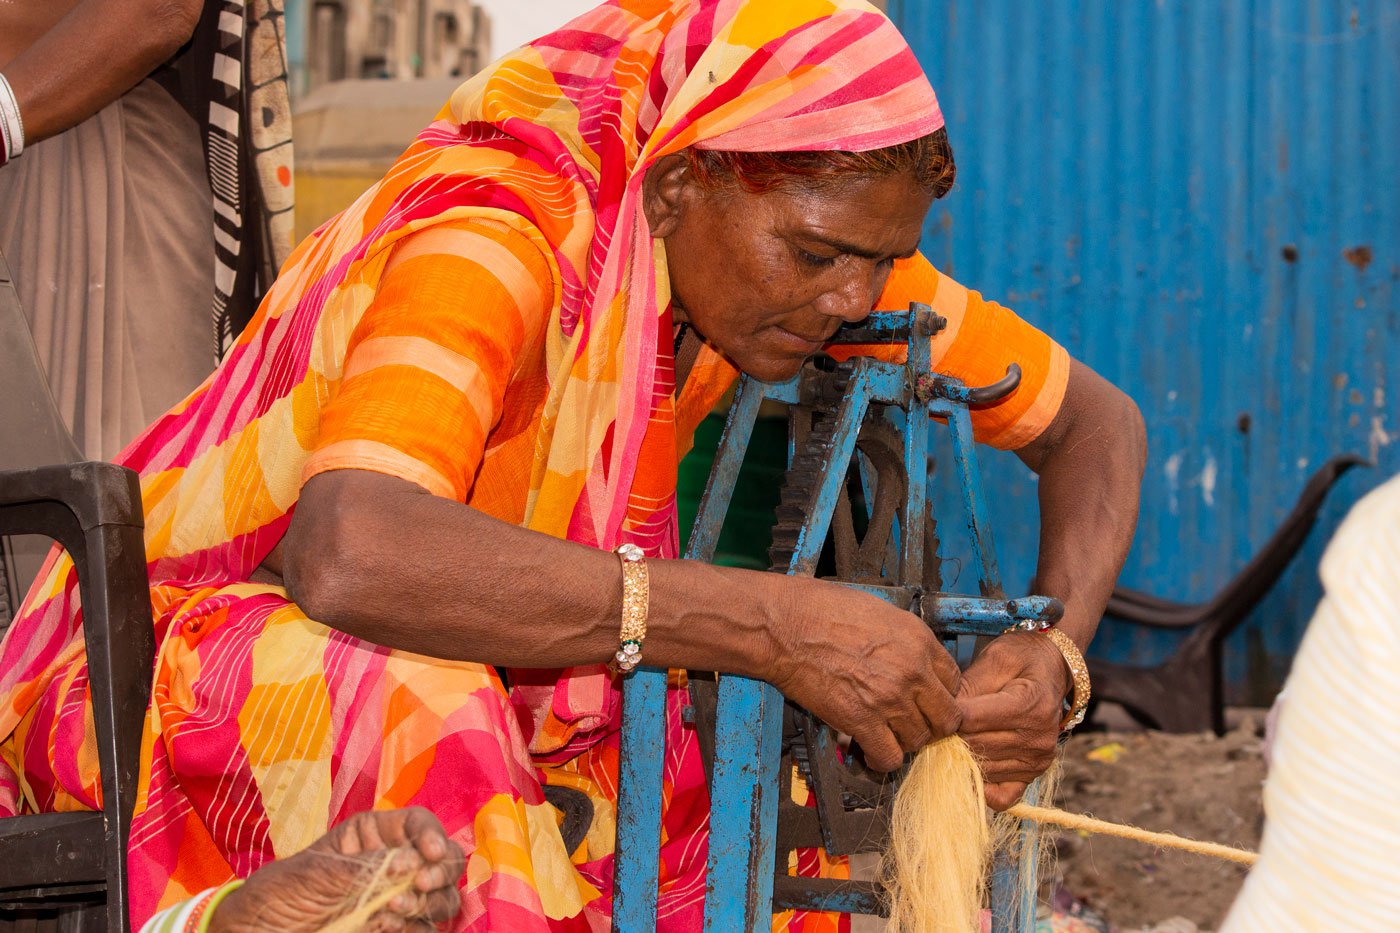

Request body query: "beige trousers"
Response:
[0, 79, 214, 460]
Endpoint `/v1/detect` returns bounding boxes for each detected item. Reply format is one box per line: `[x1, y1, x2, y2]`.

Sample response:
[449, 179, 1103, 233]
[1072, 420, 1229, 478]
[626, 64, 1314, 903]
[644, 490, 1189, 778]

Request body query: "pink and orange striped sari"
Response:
[0, 1, 1067, 928]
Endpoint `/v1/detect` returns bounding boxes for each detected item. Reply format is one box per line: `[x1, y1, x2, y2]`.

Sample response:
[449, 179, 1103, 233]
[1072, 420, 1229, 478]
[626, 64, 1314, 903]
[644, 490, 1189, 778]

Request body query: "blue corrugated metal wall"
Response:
[889, 0, 1400, 699]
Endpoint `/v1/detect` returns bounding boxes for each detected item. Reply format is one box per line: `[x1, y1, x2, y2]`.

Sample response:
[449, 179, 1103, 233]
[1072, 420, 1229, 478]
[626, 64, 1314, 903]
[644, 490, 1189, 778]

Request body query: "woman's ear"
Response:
[643, 153, 696, 238]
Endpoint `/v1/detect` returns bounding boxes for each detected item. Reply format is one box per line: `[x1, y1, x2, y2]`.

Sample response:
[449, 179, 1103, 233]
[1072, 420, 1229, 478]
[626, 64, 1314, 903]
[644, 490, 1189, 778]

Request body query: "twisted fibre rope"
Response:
[1006, 801, 1260, 866]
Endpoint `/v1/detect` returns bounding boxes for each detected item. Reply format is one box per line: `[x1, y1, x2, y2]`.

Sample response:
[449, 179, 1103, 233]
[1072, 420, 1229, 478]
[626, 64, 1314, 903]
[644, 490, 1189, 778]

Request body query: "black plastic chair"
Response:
[0, 463, 153, 932]
[1089, 454, 1368, 734]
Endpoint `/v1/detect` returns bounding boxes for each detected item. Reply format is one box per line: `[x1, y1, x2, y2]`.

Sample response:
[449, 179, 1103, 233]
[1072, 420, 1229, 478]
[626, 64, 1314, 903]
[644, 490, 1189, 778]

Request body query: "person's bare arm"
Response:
[1, 0, 202, 145]
[957, 359, 1147, 808]
[1018, 359, 1146, 652]
[282, 469, 964, 772]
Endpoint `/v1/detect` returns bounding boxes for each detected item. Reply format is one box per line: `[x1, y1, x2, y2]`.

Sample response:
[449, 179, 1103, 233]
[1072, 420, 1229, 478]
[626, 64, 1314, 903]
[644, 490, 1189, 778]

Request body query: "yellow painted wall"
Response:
[292, 168, 383, 242]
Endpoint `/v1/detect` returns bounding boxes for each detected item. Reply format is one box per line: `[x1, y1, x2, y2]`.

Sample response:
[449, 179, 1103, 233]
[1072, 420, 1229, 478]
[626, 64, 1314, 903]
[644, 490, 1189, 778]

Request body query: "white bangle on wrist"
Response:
[0, 73, 27, 164]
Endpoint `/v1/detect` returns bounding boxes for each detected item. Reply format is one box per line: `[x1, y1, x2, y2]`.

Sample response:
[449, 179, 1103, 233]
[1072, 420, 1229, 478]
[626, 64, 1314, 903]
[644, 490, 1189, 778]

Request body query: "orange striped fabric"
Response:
[304, 218, 555, 506]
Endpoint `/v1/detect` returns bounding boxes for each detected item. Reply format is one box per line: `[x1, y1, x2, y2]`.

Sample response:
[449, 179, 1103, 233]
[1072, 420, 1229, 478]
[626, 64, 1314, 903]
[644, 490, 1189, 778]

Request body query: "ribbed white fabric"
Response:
[1222, 475, 1400, 932]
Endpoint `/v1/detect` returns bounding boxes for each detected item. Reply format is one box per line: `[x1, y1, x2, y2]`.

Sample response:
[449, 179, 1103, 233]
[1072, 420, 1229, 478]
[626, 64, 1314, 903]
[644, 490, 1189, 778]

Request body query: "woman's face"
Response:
[646, 156, 935, 382]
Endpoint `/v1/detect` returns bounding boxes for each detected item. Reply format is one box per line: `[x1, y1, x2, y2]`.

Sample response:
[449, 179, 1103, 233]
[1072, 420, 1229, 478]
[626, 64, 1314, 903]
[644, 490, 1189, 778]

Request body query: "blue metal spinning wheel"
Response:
[614, 304, 1061, 932]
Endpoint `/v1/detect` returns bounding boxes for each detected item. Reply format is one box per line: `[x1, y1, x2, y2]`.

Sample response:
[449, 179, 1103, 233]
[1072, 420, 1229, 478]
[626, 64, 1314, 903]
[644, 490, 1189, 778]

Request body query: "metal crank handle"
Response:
[919, 364, 1023, 405]
[921, 594, 1064, 636]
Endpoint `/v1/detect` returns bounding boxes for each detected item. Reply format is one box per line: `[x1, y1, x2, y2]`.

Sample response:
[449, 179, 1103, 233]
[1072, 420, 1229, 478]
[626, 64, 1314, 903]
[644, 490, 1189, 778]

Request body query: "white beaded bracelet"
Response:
[0, 73, 26, 164]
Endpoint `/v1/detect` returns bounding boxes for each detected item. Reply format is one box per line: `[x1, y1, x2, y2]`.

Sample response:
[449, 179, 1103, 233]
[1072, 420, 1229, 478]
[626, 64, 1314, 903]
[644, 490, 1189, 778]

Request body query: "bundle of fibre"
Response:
[880, 736, 994, 933]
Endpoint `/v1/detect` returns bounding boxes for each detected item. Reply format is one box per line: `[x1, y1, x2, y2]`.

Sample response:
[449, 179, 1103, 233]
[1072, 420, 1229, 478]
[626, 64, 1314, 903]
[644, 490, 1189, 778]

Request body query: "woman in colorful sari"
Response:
[0, 0, 1146, 928]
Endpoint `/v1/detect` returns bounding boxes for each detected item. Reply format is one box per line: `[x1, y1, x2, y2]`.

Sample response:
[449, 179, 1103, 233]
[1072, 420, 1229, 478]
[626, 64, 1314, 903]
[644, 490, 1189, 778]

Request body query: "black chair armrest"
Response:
[1105, 588, 1207, 628]
[1196, 454, 1369, 622]
[0, 462, 143, 529]
[0, 813, 107, 890]
[1104, 455, 1369, 632]
[0, 462, 153, 932]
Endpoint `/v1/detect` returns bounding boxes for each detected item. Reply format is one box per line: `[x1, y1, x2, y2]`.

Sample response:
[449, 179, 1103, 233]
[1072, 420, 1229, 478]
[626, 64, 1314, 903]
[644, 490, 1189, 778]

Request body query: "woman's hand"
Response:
[763, 578, 963, 773]
[956, 632, 1070, 810]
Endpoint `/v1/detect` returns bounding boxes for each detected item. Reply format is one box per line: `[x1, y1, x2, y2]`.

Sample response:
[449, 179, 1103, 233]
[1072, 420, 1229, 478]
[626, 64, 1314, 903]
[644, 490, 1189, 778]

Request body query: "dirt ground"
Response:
[1046, 714, 1268, 932]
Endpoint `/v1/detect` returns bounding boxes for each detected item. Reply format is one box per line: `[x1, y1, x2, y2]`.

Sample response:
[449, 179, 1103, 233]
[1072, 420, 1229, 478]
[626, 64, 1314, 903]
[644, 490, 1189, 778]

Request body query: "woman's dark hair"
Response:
[684, 128, 955, 200]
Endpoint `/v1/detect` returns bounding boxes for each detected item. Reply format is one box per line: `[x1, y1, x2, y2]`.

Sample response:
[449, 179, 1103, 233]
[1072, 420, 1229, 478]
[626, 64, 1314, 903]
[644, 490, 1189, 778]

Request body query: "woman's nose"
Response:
[815, 266, 881, 322]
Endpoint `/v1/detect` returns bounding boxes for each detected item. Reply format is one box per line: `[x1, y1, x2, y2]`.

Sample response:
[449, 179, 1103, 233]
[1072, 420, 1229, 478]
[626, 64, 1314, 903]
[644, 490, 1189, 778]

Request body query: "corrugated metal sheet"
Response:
[889, 0, 1400, 699]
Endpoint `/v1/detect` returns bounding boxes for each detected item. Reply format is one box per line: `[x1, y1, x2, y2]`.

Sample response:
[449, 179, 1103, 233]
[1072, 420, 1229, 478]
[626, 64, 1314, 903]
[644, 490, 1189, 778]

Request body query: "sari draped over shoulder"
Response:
[0, 1, 1064, 929]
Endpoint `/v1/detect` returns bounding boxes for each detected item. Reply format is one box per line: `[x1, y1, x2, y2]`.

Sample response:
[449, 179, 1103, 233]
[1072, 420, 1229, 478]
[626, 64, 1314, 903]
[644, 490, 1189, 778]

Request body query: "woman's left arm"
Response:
[957, 357, 1147, 810]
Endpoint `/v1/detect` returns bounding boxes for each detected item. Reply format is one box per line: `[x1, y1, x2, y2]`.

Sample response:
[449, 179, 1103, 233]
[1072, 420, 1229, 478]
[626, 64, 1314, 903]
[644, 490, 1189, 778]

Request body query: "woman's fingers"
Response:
[414, 853, 466, 894]
[912, 678, 963, 739]
[397, 808, 465, 924]
[778, 580, 972, 766]
[853, 721, 906, 772]
[926, 638, 963, 697]
[401, 806, 450, 862]
[957, 685, 1039, 735]
[887, 715, 932, 755]
[955, 644, 1063, 789]
[412, 853, 467, 922]
[328, 808, 394, 855]
[962, 729, 1056, 783]
[389, 888, 428, 918]
[420, 885, 465, 924]
[389, 841, 463, 925]
[984, 781, 1030, 812]
[976, 759, 1045, 785]
[859, 654, 962, 760]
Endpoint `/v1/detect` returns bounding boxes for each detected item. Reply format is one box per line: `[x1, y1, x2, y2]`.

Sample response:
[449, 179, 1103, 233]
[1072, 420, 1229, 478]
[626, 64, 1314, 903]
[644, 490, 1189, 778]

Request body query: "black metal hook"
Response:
[964, 364, 1022, 404]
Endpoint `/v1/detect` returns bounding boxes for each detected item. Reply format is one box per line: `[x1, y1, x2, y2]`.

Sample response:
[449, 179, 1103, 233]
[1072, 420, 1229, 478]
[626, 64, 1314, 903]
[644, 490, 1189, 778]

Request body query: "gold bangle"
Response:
[1041, 627, 1091, 731]
[612, 543, 649, 673]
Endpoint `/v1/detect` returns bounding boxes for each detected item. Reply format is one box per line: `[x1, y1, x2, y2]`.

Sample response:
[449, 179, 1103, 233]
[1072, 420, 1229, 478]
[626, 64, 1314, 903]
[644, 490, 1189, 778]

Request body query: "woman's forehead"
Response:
[766, 176, 932, 253]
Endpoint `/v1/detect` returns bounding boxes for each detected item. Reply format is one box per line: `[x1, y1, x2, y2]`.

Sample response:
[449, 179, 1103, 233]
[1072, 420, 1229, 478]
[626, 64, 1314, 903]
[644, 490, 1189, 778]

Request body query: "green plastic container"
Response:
[677, 413, 788, 569]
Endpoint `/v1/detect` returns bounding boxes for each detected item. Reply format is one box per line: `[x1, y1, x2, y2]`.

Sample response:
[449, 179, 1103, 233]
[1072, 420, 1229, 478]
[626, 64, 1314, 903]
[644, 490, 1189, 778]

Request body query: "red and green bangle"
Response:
[138, 880, 244, 933]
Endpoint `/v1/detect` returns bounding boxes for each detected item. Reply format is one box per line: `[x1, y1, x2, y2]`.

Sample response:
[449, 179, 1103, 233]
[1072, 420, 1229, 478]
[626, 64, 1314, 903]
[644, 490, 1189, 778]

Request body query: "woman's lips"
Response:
[772, 326, 831, 353]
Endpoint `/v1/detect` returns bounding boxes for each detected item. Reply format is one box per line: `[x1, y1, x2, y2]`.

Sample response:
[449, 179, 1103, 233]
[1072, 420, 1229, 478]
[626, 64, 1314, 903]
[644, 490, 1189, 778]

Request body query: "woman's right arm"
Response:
[283, 468, 960, 772]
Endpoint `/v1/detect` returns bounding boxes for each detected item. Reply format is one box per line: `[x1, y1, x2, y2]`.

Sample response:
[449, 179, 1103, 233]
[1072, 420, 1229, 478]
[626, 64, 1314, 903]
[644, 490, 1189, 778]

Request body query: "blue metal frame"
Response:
[613, 306, 1051, 932]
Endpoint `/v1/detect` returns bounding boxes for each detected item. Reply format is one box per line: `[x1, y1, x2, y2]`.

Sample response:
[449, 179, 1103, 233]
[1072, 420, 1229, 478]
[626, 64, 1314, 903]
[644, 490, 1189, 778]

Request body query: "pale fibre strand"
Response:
[316, 846, 420, 933]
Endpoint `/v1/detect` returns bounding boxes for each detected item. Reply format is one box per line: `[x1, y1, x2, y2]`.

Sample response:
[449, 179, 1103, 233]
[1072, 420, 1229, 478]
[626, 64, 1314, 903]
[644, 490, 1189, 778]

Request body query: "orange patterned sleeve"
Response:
[875, 252, 1071, 450]
[303, 218, 553, 500]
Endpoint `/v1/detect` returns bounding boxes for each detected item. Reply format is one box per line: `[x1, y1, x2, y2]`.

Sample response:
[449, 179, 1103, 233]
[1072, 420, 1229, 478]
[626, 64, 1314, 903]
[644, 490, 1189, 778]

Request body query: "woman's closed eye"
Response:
[795, 244, 899, 271]
[796, 248, 839, 268]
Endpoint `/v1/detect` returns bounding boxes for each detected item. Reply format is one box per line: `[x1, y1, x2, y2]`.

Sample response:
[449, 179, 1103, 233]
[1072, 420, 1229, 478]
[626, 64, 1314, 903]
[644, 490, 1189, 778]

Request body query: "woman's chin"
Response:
[735, 352, 809, 384]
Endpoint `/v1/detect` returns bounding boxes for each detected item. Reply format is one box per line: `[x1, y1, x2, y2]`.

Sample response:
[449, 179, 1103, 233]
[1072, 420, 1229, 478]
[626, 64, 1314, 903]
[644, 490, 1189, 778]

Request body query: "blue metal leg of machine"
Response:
[703, 675, 786, 932]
